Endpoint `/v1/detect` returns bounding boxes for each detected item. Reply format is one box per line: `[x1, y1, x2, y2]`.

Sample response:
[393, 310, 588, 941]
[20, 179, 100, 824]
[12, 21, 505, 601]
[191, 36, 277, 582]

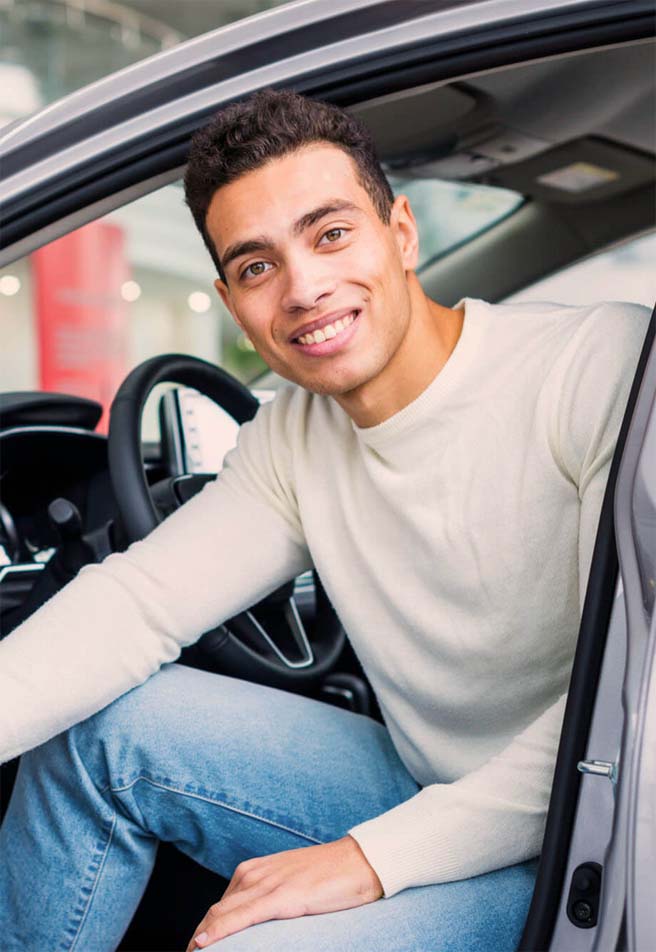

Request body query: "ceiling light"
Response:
[0, 275, 21, 296]
[188, 291, 212, 313]
[121, 280, 141, 302]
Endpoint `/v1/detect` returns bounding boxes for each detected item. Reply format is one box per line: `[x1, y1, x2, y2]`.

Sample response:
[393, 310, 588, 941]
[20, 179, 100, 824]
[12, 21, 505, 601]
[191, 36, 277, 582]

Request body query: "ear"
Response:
[389, 194, 419, 272]
[214, 277, 245, 332]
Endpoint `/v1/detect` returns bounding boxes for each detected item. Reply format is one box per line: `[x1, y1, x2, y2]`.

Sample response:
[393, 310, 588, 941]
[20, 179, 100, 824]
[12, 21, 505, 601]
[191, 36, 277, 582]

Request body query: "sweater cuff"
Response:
[348, 780, 546, 898]
[348, 795, 466, 898]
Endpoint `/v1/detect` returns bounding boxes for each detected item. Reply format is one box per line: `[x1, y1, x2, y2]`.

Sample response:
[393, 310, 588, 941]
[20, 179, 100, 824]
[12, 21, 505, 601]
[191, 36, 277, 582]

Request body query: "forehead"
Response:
[205, 143, 372, 250]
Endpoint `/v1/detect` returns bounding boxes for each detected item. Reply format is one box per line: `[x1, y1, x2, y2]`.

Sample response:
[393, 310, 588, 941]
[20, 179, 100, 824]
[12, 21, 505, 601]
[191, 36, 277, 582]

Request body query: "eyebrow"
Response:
[219, 200, 360, 273]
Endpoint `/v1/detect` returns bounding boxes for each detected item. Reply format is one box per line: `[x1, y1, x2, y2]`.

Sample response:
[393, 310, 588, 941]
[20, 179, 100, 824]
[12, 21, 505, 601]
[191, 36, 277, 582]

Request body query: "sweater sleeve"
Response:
[0, 392, 311, 764]
[350, 693, 565, 895]
[349, 301, 650, 896]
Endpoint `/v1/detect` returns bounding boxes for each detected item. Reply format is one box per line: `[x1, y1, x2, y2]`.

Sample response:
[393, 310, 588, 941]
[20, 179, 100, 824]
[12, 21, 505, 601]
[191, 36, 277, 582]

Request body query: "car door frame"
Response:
[2, 0, 654, 266]
[519, 307, 656, 951]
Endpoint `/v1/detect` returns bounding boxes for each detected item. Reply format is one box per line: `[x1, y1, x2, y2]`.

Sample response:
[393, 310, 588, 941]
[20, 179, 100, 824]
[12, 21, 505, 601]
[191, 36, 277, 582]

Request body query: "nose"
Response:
[280, 256, 337, 313]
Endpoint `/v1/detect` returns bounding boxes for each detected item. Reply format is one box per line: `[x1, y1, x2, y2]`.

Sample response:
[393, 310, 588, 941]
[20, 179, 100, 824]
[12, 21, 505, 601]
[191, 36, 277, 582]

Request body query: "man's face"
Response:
[206, 144, 419, 398]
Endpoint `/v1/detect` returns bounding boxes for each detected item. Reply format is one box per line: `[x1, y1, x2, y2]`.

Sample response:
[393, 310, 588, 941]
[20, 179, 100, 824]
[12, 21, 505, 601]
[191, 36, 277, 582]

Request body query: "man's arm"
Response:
[0, 394, 312, 763]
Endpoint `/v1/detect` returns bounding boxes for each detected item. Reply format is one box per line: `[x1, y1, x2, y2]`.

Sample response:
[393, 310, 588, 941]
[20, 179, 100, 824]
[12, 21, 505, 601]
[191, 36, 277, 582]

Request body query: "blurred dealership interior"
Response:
[1, 0, 654, 436]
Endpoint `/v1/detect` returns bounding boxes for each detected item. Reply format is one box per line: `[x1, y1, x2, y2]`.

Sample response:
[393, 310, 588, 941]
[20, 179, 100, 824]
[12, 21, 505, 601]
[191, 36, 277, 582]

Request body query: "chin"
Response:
[274, 350, 384, 398]
[301, 365, 379, 398]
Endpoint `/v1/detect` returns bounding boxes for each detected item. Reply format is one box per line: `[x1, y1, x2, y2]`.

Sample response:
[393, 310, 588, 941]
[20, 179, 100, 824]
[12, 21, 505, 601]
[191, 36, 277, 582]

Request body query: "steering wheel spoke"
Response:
[108, 355, 345, 687]
[227, 597, 315, 669]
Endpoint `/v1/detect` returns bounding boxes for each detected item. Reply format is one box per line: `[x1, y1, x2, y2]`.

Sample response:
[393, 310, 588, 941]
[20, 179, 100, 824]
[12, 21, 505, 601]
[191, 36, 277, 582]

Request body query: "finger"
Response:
[185, 902, 222, 952]
[185, 870, 252, 950]
[186, 883, 270, 951]
[192, 892, 281, 947]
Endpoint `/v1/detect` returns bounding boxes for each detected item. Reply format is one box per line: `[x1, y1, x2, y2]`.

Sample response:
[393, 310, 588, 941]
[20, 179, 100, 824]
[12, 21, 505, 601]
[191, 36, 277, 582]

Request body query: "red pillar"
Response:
[31, 220, 130, 433]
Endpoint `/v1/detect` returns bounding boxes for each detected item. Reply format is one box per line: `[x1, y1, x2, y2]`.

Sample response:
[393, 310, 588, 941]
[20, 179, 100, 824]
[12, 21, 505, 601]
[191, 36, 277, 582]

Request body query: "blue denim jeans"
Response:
[0, 664, 537, 952]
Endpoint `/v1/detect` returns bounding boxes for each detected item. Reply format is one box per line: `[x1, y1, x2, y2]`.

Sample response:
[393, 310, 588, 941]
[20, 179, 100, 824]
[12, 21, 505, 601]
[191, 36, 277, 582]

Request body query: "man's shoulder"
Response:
[482, 296, 649, 330]
[480, 297, 650, 367]
[544, 301, 650, 446]
[565, 297, 649, 332]
[551, 299, 650, 371]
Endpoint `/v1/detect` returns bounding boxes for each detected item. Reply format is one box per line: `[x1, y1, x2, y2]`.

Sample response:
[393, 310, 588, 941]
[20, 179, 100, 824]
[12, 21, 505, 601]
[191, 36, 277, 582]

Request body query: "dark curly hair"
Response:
[184, 88, 394, 281]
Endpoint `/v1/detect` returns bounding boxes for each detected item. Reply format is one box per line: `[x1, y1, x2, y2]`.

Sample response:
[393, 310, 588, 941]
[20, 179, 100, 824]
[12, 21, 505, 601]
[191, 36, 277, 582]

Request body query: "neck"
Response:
[335, 274, 464, 428]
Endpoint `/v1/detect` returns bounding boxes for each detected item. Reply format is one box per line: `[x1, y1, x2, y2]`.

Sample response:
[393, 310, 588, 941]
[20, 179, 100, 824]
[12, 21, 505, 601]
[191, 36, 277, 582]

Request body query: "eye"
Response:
[242, 260, 273, 280]
[319, 227, 347, 244]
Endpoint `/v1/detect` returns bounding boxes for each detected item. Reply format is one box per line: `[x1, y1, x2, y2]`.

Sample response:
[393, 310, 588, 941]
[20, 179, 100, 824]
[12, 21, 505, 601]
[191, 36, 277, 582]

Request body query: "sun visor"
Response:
[353, 85, 484, 166]
[485, 136, 655, 204]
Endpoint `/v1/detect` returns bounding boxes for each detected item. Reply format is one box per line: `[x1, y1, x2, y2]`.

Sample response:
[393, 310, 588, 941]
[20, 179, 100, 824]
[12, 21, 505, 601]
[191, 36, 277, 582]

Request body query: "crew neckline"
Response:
[352, 298, 483, 449]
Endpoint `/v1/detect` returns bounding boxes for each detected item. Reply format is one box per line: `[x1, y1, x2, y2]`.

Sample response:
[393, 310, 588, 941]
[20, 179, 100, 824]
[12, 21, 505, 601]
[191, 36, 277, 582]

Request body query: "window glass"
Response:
[0, 176, 523, 434]
[0, 182, 249, 440]
[391, 177, 522, 270]
[504, 231, 656, 309]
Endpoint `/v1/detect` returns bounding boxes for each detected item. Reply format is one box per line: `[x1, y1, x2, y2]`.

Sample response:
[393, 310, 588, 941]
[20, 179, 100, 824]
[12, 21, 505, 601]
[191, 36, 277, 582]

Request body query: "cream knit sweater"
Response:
[0, 298, 649, 897]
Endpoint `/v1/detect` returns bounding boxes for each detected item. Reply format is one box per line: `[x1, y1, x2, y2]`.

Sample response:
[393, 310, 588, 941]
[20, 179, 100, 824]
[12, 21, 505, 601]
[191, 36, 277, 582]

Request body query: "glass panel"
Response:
[504, 231, 656, 309]
[0, 182, 266, 440]
[390, 177, 522, 270]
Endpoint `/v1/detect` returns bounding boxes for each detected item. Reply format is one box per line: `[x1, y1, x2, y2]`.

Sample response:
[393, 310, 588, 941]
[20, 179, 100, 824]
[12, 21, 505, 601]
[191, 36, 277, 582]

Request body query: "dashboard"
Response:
[0, 407, 119, 632]
[1, 427, 111, 564]
[0, 386, 313, 639]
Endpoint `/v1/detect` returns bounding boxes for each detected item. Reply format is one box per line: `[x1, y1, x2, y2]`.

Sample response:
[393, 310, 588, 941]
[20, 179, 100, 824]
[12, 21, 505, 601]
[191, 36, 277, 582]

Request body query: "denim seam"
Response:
[110, 775, 323, 845]
[63, 813, 116, 952]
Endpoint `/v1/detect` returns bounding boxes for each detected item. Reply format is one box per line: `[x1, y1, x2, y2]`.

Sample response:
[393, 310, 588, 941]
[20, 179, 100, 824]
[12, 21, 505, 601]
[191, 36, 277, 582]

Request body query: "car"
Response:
[0, 1, 655, 949]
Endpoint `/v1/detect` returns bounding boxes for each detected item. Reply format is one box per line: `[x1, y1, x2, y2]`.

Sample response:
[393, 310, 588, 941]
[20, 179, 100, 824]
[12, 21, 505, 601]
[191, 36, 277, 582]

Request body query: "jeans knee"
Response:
[64, 665, 180, 786]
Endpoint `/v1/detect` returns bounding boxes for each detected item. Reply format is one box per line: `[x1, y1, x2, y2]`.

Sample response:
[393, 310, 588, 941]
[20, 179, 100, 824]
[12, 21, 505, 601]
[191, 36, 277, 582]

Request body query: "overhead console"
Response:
[354, 40, 655, 191]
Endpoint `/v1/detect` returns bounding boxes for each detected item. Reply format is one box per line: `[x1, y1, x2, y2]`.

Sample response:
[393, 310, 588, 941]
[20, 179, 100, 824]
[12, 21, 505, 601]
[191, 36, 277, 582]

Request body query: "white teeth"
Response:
[297, 311, 357, 345]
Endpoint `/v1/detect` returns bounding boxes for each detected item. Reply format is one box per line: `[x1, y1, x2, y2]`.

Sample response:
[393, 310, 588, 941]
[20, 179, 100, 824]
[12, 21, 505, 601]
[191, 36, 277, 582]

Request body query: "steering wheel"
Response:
[107, 354, 345, 689]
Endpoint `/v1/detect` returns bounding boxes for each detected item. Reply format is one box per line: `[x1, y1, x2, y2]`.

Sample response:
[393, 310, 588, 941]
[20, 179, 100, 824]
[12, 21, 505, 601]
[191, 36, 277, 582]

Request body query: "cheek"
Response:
[233, 298, 275, 343]
[339, 248, 392, 298]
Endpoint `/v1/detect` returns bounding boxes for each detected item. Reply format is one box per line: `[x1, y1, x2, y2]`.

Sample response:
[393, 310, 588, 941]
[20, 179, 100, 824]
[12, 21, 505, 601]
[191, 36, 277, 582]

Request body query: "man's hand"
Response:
[185, 835, 383, 950]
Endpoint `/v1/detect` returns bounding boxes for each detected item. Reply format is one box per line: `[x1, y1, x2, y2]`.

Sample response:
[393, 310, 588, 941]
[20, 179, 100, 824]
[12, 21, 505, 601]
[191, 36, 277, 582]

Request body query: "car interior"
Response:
[0, 27, 654, 952]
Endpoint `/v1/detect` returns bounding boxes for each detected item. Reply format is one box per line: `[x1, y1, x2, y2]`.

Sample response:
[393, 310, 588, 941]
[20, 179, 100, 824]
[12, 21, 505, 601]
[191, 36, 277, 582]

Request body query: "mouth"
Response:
[290, 309, 361, 355]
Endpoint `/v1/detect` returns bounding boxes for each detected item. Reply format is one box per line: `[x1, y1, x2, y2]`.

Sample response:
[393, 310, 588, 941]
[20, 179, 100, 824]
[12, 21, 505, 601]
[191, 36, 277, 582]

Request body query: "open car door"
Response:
[599, 303, 656, 952]
[622, 335, 656, 949]
[520, 304, 656, 952]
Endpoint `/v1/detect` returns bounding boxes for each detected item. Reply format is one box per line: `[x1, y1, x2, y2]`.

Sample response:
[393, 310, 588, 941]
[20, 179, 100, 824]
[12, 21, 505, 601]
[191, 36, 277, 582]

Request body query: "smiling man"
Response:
[0, 90, 649, 952]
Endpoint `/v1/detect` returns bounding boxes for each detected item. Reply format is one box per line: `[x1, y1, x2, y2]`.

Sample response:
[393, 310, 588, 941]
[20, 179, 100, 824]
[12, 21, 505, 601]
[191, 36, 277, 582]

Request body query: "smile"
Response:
[297, 311, 357, 344]
[292, 309, 361, 354]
